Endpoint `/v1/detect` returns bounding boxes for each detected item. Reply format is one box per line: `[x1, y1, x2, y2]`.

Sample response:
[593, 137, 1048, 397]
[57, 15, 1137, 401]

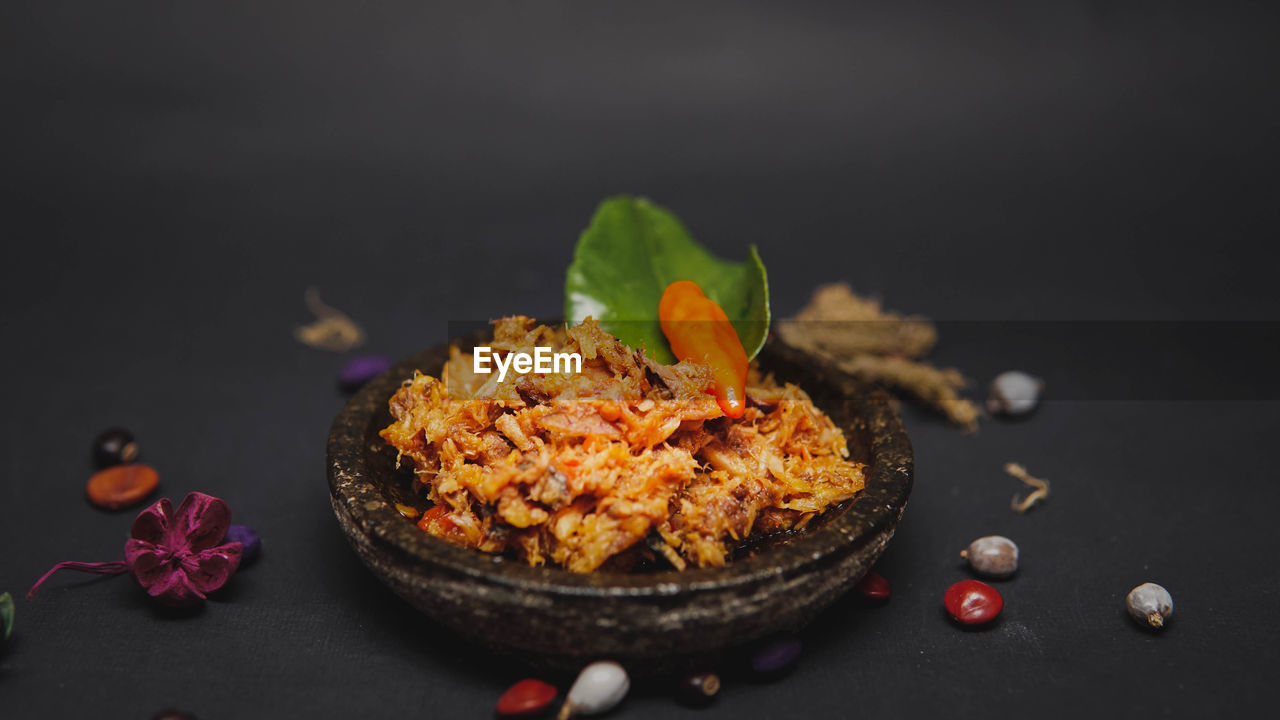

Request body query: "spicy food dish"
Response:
[380, 316, 866, 573]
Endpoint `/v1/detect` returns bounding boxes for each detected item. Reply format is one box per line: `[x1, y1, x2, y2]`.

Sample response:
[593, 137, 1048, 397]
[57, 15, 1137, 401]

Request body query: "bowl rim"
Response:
[327, 333, 913, 597]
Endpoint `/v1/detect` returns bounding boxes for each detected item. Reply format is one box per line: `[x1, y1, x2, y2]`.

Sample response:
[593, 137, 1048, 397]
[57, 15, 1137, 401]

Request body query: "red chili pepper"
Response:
[418, 504, 465, 543]
[659, 280, 749, 418]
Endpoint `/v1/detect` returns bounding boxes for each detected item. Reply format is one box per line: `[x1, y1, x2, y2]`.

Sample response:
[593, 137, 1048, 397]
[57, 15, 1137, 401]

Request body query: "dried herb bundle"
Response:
[778, 284, 980, 430]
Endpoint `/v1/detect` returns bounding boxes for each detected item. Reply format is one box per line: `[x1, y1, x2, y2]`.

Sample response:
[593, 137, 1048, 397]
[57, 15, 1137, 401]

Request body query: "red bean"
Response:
[855, 571, 892, 601]
[496, 678, 558, 717]
[944, 580, 1003, 625]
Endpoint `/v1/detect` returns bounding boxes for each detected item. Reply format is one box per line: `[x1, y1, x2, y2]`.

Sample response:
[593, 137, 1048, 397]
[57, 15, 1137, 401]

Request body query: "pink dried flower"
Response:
[28, 492, 243, 607]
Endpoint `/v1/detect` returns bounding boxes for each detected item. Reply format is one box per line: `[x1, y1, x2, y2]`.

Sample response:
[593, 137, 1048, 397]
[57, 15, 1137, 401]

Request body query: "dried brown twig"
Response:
[1006, 462, 1050, 513]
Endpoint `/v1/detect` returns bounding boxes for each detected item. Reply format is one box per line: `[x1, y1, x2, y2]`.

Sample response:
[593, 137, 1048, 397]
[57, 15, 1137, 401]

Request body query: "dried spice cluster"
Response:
[778, 283, 981, 430]
[380, 317, 866, 572]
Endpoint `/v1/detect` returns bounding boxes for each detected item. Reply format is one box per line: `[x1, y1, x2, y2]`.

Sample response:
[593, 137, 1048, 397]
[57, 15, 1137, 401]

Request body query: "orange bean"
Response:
[86, 464, 159, 510]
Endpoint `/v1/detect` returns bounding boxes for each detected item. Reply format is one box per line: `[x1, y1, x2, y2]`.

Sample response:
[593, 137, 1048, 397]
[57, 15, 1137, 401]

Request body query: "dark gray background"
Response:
[2, 2, 1278, 718]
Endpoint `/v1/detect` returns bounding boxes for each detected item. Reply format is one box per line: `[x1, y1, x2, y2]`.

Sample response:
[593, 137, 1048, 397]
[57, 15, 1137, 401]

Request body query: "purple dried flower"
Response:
[751, 636, 802, 676]
[224, 525, 261, 564]
[339, 354, 393, 391]
[28, 492, 243, 607]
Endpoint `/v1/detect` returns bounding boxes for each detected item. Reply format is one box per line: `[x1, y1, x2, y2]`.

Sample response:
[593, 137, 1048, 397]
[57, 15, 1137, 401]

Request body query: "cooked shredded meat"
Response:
[379, 316, 866, 572]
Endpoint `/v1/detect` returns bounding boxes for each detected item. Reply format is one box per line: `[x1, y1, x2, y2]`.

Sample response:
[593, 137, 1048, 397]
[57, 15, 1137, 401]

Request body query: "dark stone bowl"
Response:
[327, 333, 913, 667]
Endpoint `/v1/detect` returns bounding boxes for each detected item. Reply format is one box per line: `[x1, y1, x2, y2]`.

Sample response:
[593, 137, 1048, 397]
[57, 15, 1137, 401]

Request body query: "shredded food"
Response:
[380, 317, 866, 572]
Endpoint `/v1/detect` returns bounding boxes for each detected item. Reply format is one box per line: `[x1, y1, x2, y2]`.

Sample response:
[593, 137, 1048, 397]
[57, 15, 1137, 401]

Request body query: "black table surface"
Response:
[3, 2, 1278, 718]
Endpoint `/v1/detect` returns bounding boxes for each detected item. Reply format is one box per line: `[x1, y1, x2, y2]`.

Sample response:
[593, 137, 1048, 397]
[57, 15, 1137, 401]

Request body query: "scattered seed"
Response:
[1005, 463, 1050, 513]
[854, 570, 892, 601]
[225, 525, 262, 565]
[987, 371, 1043, 416]
[558, 661, 629, 719]
[944, 580, 1003, 625]
[961, 536, 1019, 578]
[93, 427, 140, 468]
[751, 636, 802, 677]
[1, 591, 14, 646]
[339, 354, 393, 391]
[676, 672, 721, 707]
[395, 503, 420, 519]
[86, 464, 159, 510]
[1126, 582, 1173, 629]
[497, 678, 558, 717]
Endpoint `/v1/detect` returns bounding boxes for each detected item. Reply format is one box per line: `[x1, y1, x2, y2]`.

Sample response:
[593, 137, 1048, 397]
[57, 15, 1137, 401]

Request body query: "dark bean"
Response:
[677, 672, 721, 707]
[92, 427, 139, 468]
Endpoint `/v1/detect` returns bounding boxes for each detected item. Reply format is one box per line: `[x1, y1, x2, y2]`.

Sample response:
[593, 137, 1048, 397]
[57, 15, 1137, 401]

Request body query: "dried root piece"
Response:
[1005, 462, 1050, 513]
[779, 283, 937, 359]
[837, 355, 980, 431]
[294, 287, 365, 351]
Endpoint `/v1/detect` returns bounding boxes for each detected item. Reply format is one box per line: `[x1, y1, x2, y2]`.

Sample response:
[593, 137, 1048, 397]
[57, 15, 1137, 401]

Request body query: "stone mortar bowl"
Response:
[328, 332, 913, 667]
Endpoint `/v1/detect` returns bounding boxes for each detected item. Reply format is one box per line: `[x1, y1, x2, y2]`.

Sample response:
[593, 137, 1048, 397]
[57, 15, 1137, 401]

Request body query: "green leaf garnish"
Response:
[564, 196, 770, 364]
[1, 591, 14, 642]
